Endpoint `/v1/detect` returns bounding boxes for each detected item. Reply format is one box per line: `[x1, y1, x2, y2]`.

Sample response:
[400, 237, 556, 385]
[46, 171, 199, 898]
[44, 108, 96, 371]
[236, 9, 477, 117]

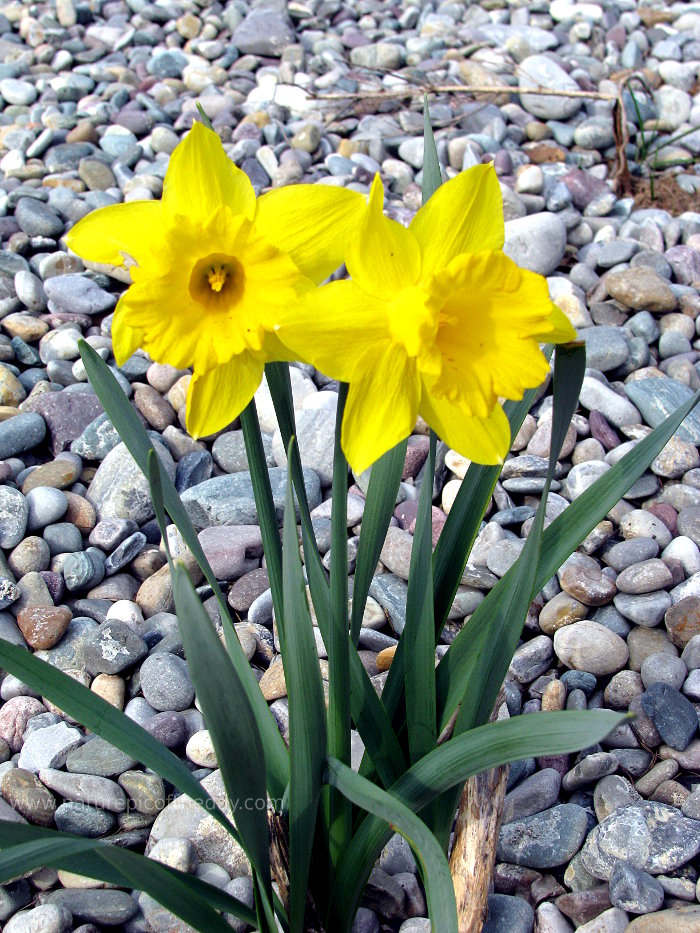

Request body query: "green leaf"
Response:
[327, 384, 352, 875]
[432, 349, 553, 635]
[436, 345, 586, 735]
[0, 639, 235, 840]
[240, 400, 286, 654]
[350, 439, 407, 644]
[0, 822, 256, 930]
[404, 433, 437, 762]
[422, 96, 442, 204]
[327, 758, 457, 932]
[79, 340, 288, 801]
[264, 364, 405, 788]
[330, 710, 627, 932]
[533, 386, 700, 596]
[282, 438, 328, 932]
[171, 565, 273, 894]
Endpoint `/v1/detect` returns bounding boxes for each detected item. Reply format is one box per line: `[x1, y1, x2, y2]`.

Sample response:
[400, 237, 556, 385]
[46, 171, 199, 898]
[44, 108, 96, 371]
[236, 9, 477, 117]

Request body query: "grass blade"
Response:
[282, 439, 328, 931]
[404, 433, 437, 762]
[0, 639, 235, 839]
[350, 438, 407, 643]
[79, 340, 288, 801]
[327, 385, 351, 876]
[327, 758, 457, 932]
[330, 709, 626, 932]
[0, 823, 256, 930]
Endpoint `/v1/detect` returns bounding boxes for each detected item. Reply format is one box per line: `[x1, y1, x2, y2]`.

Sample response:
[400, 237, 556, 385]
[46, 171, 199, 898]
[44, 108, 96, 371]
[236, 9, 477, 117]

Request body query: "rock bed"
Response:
[0, 0, 699, 930]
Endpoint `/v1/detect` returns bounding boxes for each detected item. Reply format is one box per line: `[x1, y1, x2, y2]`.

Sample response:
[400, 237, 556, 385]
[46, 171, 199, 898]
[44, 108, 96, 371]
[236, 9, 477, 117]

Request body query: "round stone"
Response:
[554, 621, 629, 675]
[139, 653, 194, 712]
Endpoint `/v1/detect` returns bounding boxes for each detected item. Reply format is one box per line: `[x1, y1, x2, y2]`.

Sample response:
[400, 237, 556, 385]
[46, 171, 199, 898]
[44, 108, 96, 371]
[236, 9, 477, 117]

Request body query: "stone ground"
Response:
[0, 0, 699, 931]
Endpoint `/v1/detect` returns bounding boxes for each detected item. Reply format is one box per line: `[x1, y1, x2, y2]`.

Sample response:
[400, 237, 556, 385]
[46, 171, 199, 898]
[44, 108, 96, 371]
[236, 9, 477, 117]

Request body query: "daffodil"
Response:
[277, 168, 577, 473]
[66, 121, 365, 437]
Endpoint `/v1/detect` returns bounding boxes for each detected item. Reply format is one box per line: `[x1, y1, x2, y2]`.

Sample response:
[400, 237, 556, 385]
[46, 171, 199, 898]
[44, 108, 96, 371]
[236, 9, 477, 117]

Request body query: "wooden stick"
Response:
[308, 84, 618, 102]
[449, 690, 509, 933]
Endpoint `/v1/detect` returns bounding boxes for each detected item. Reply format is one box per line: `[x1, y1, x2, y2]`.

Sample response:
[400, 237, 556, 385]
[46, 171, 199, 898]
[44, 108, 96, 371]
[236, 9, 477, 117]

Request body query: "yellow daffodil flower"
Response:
[277, 168, 577, 474]
[66, 121, 365, 437]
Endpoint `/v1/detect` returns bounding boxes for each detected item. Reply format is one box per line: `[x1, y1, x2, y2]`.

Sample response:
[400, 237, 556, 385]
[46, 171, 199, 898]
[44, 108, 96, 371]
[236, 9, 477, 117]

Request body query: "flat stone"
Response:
[1, 768, 56, 826]
[640, 682, 698, 750]
[0, 487, 28, 548]
[54, 800, 116, 837]
[483, 893, 535, 933]
[581, 801, 700, 879]
[16, 606, 71, 649]
[0, 413, 46, 459]
[625, 378, 700, 445]
[17, 721, 82, 773]
[65, 736, 137, 777]
[502, 768, 562, 824]
[39, 890, 138, 926]
[626, 905, 700, 932]
[181, 467, 321, 530]
[497, 804, 590, 869]
[606, 268, 677, 312]
[519, 54, 582, 119]
[43, 275, 116, 316]
[504, 212, 567, 276]
[83, 620, 148, 676]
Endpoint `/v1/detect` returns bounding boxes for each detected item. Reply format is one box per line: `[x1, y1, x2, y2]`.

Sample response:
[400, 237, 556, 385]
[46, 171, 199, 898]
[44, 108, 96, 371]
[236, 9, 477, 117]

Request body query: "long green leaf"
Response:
[79, 341, 288, 801]
[240, 400, 285, 653]
[0, 639, 235, 839]
[171, 564, 276, 928]
[330, 709, 627, 932]
[0, 823, 256, 930]
[404, 433, 437, 762]
[350, 438, 407, 644]
[283, 439, 328, 932]
[327, 758, 457, 932]
[422, 96, 442, 203]
[533, 386, 700, 595]
[327, 384, 351, 878]
[264, 364, 405, 787]
[432, 349, 553, 635]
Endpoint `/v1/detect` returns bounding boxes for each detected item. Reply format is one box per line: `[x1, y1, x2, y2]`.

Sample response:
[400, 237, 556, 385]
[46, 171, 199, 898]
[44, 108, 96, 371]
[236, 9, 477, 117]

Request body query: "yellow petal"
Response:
[341, 342, 419, 474]
[275, 280, 389, 382]
[186, 354, 264, 439]
[111, 299, 143, 365]
[164, 122, 255, 223]
[345, 174, 421, 300]
[411, 165, 504, 277]
[65, 201, 163, 267]
[419, 390, 511, 466]
[254, 184, 366, 283]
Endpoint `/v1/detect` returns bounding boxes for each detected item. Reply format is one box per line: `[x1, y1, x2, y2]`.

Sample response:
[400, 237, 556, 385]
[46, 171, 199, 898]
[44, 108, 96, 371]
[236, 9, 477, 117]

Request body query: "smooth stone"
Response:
[579, 377, 641, 428]
[504, 213, 567, 276]
[39, 768, 126, 812]
[554, 621, 629, 675]
[0, 768, 56, 826]
[502, 769, 562, 824]
[625, 378, 700, 445]
[43, 275, 116, 316]
[65, 736, 137, 778]
[640, 682, 698, 750]
[83, 620, 148, 676]
[626, 905, 700, 931]
[518, 54, 582, 119]
[0, 413, 46, 459]
[38, 890, 138, 926]
[482, 893, 535, 933]
[497, 804, 590, 868]
[54, 800, 116, 837]
[17, 721, 82, 773]
[4, 905, 72, 933]
[0, 487, 28, 548]
[581, 327, 629, 372]
[139, 653, 194, 712]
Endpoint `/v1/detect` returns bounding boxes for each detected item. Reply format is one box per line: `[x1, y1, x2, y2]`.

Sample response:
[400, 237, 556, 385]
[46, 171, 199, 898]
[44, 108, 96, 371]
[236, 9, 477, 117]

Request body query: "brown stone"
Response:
[377, 646, 397, 671]
[135, 556, 203, 617]
[133, 384, 176, 431]
[1, 312, 49, 342]
[627, 905, 700, 932]
[22, 459, 82, 494]
[259, 658, 286, 701]
[665, 596, 700, 648]
[91, 673, 126, 710]
[1, 768, 56, 826]
[16, 605, 71, 649]
[130, 546, 167, 582]
[0, 697, 46, 751]
[63, 491, 97, 534]
[555, 885, 612, 926]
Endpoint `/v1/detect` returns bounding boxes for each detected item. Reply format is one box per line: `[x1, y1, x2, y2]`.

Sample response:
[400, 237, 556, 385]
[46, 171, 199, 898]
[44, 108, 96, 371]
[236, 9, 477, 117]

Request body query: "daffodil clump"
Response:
[67, 121, 575, 473]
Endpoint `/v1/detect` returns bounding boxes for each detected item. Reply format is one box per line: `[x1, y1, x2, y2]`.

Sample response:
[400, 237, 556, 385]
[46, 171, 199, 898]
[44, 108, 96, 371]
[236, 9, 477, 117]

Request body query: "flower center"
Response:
[189, 253, 245, 309]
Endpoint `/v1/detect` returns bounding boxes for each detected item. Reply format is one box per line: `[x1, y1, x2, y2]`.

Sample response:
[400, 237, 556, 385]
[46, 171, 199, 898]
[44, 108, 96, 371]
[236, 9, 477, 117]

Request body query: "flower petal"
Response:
[419, 390, 511, 466]
[254, 184, 366, 283]
[186, 354, 264, 439]
[111, 298, 144, 365]
[274, 280, 389, 382]
[164, 122, 256, 223]
[341, 341, 420, 474]
[345, 174, 421, 300]
[65, 201, 163, 267]
[410, 164, 504, 277]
